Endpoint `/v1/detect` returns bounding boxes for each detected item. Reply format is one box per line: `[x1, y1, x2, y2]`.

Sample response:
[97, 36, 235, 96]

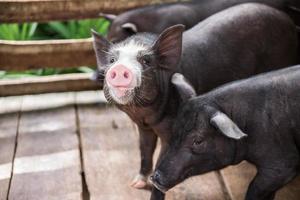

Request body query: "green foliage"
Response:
[36, 18, 109, 39]
[0, 67, 95, 79]
[0, 23, 38, 40]
[0, 18, 109, 79]
[0, 18, 109, 40]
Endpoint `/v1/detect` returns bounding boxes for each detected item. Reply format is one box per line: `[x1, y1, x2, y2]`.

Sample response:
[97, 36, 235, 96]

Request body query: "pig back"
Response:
[178, 3, 297, 95]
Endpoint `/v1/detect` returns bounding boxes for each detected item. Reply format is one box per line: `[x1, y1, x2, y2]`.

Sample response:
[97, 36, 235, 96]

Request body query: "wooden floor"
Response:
[0, 91, 299, 200]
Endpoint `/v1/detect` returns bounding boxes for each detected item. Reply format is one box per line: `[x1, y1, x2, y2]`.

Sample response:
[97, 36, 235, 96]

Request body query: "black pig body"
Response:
[92, 3, 298, 197]
[152, 65, 300, 200]
[92, 0, 300, 83]
[101, 0, 300, 43]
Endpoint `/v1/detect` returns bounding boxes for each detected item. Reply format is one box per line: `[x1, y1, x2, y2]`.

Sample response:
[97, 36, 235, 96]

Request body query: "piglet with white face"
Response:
[91, 25, 184, 106]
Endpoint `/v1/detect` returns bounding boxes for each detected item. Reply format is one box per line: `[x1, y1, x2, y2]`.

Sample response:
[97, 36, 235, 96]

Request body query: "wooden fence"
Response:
[0, 0, 179, 96]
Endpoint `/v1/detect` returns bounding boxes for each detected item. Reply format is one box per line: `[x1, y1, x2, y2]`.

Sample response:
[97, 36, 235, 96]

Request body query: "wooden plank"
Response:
[21, 92, 76, 112]
[0, 73, 101, 97]
[77, 105, 226, 200]
[77, 105, 149, 200]
[276, 176, 300, 200]
[0, 96, 22, 114]
[21, 91, 105, 111]
[75, 90, 106, 105]
[0, 39, 96, 71]
[165, 172, 228, 200]
[0, 0, 179, 23]
[0, 113, 19, 199]
[8, 101, 83, 200]
[220, 161, 300, 200]
[220, 161, 256, 200]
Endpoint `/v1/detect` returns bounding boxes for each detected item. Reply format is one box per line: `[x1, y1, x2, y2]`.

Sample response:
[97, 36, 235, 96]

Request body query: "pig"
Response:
[151, 66, 300, 200]
[91, 3, 298, 195]
[100, 0, 300, 43]
[92, 0, 300, 83]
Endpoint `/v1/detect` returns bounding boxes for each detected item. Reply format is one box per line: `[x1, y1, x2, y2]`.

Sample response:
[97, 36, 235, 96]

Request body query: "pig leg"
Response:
[245, 167, 298, 200]
[131, 127, 158, 189]
[150, 187, 165, 200]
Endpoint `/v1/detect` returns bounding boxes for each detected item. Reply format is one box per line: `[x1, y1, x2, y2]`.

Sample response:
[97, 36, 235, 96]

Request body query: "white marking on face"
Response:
[107, 40, 148, 104]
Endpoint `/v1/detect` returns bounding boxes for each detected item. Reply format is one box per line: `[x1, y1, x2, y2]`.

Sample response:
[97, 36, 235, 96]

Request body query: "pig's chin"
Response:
[151, 180, 169, 193]
[153, 168, 195, 192]
[108, 86, 135, 105]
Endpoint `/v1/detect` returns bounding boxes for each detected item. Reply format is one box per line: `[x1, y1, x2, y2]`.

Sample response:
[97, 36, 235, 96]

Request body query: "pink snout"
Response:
[106, 65, 133, 88]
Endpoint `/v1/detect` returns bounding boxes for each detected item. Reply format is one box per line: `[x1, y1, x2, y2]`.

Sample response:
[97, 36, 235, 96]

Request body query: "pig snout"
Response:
[150, 170, 168, 193]
[106, 64, 133, 88]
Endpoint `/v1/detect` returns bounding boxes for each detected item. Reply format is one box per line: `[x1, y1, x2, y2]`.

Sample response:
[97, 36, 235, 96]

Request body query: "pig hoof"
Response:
[130, 174, 147, 189]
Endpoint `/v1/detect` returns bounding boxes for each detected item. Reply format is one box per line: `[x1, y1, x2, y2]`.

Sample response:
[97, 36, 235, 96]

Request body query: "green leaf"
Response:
[48, 22, 71, 39]
[78, 66, 94, 73]
[28, 23, 38, 38]
[20, 23, 29, 40]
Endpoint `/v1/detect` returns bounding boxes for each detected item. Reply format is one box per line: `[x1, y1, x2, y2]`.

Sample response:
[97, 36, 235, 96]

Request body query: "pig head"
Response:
[91, 25, 185, 106]
[151, 73, 248, 192]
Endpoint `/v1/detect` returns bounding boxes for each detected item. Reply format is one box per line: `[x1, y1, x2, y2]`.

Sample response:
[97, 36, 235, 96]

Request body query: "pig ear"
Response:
[210, 111, 247, 140]
[99, 13, 117, 22]
[121, 23, 138, 33]
[152, 24, 185, 70]
[90, 70, 98, 82]
[171, 73, 196, 102]
[91, 29, 111, 65]
[90, 68, 104, 83]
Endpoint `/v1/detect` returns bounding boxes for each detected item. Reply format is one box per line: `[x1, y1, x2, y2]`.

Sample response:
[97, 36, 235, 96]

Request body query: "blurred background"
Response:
[0, 18, 109, 79]
[0, 0, 178, 96]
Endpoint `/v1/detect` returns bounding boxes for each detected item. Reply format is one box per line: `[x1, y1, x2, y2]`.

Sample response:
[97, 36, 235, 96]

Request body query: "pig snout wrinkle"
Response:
[106, 64, 133, 87]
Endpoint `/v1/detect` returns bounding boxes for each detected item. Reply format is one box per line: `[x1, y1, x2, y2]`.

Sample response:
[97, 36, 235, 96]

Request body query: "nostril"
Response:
[152, 171, 161, 182]
[123, 71, 129, 79]
[110, 71, 117, 79]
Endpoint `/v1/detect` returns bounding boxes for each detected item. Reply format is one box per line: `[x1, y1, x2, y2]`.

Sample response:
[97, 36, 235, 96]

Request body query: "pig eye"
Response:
[193, 138, 203, 146]
[110, 57, 116, 64]
[141, 55, 151, 66]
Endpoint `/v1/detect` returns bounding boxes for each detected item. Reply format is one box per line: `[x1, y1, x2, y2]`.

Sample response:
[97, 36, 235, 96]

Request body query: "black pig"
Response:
[152, 66, 300, 200]
[100, 0, 300, 43]
[93, 0, 300, 83]
[91, 3, 298, 197]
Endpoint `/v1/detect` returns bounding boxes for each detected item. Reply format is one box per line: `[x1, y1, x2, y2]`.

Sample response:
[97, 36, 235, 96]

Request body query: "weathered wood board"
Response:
[77, 105, 227, 200]
[221, 161, 300, 200]
[21, 92, 76, 112]
[0, 73, 99, 97]
[0, 96, 22, 114]
[0, 0, 180, 23]
[0, 92, 299, 200]
[8, 106, 83, 200]
[0, 113, 19, 200]
[0, 39, 96, 71]
[165, 171, 228, 200]
[77, 105, 150, 200]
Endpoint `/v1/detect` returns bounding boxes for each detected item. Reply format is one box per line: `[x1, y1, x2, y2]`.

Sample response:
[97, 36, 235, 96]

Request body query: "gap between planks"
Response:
[0, 91, 103, 200]
[4, 92, 97, 200]
[5, 111, 21, 200]
[0, 93, 244, 200]
[0, 96, 23, 200]
[215, 171, 233, 200]
[74, 104, 91, 200]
